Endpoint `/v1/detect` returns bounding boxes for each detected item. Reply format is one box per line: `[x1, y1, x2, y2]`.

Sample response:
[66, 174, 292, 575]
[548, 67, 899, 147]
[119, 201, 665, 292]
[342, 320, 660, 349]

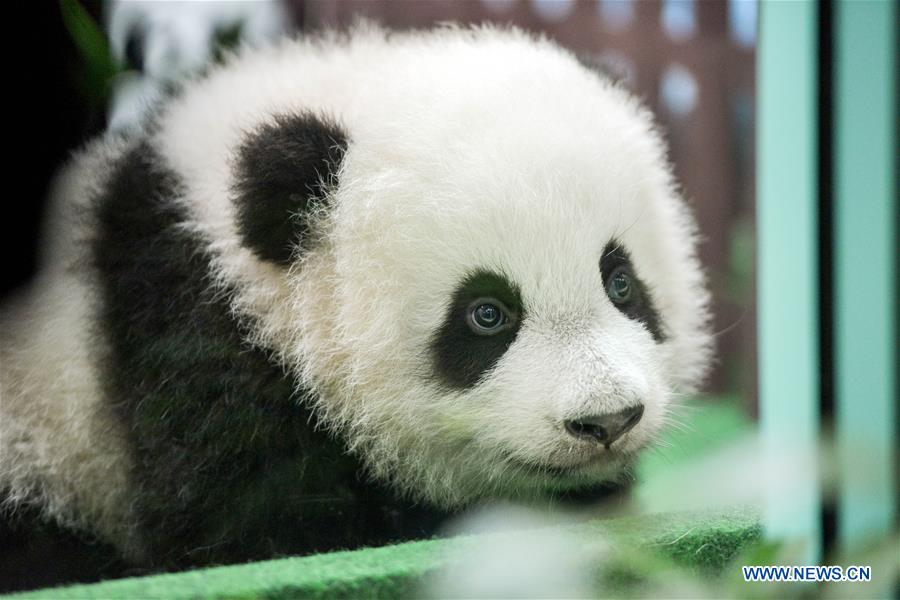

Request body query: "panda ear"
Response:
[232, 112, 348, 265]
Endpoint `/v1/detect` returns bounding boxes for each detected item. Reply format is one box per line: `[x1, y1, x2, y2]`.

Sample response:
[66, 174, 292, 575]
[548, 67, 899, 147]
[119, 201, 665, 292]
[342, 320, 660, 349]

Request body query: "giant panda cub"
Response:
[0, 25, 712, 586]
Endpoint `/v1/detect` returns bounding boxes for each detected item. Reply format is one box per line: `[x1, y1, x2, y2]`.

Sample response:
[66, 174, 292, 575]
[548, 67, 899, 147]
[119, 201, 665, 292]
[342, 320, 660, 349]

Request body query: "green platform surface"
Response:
[8, 398, 758, 599]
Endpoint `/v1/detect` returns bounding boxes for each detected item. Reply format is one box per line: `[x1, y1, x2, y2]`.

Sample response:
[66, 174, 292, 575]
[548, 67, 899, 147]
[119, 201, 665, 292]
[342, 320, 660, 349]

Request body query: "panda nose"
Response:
[564, 405, 644, 448]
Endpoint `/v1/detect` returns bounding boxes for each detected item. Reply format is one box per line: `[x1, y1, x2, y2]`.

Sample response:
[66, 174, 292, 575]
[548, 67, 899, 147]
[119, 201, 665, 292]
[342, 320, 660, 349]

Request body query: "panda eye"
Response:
[606, 266, 635, 305]
[466, 299, 513, 335]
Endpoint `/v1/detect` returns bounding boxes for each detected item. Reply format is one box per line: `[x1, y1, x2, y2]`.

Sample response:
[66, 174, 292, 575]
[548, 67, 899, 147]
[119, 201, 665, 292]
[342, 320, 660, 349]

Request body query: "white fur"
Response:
[0, 137, 142, 557]
[0, 24, 712, 547]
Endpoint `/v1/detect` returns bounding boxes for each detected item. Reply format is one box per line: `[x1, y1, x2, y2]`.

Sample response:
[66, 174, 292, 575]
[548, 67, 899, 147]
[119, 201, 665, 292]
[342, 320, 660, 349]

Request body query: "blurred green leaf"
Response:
[59, 0, 120, 105]
[212, 22, 244, 64]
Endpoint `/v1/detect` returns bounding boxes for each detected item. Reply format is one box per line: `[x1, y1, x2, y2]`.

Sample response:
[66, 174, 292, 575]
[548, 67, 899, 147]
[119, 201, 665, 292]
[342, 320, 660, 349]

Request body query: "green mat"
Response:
[8, 508, 761, 600]
[7, 398, 758, 599]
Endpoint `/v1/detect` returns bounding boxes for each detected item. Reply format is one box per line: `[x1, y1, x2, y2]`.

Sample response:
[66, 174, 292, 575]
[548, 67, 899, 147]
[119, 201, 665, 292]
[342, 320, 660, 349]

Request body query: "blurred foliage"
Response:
[570, 534, 897, 598]
[211, 22, 245, 64]
[727, 216, 755, 303]
[725, 216, 755, 394]
[59, 0, 255, 117]
[636, 394, 748, 485]
[59, 0, 120, 109]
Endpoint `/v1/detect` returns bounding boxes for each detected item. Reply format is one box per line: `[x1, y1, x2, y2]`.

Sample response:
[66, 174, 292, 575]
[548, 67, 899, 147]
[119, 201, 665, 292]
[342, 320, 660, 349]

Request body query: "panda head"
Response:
[173, 28, 712, 509]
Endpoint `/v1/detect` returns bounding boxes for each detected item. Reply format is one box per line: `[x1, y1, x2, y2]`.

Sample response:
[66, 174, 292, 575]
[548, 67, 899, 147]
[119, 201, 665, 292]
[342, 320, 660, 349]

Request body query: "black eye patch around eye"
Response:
[600, 241, 666, 342]
[430, 271, 524, 390]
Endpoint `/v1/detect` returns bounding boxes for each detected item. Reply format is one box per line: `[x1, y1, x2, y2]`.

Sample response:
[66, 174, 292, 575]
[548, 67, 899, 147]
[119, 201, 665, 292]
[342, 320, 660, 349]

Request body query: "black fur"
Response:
[600, 241, 666, 342]
[89, 141, 445, 577]
[431, 271, 524, 389]
[232, 112, 348, 265]
[0, 501, 131, 592]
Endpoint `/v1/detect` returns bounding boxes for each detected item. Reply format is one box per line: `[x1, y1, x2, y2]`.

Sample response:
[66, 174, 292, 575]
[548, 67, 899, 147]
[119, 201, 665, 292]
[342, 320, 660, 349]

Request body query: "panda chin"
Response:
[495, 449, 629, 502]
[516, 458, 605, 479]
[503, 446, 628, 477]
[552, 480, 629, 507]
[541, 462, 633, 507]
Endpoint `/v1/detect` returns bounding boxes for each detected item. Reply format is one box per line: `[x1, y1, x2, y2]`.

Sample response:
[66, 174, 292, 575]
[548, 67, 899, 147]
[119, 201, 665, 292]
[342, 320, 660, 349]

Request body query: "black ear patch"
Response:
[233, 112, 348, 265]
[600, 241, 666, 342]
[430, 271, 524, 390]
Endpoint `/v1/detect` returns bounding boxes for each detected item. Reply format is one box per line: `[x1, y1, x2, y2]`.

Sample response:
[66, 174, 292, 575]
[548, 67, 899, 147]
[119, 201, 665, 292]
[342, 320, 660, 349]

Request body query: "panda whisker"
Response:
[709, 307, 750, 339]
[611, 194, 649, 243]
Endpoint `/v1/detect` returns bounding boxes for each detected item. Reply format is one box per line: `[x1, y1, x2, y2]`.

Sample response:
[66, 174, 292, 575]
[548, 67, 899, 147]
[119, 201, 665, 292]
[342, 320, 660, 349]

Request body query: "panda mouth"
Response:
[500, 455, 629, 505]
[553, 480, 628, 506]
[503, 453, 616, 478]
